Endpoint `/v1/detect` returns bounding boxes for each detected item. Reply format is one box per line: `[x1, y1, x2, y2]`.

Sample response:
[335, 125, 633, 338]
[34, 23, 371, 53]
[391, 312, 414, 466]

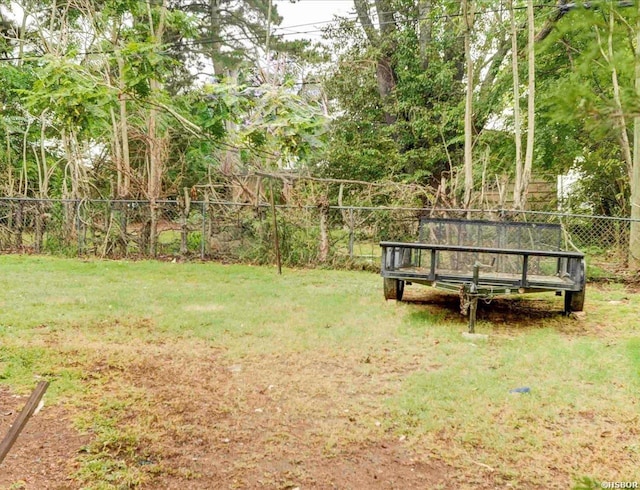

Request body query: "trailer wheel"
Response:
[565, 289, 585, 313]
[565, 259, 586, 314]
[383, 278, 405, 301]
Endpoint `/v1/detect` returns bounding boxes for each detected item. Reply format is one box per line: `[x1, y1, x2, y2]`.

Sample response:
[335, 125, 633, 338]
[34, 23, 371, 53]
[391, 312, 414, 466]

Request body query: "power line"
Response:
[0, 1, 633, 63]
[180, 3, 565, 48]
[177, 0, 638, 45]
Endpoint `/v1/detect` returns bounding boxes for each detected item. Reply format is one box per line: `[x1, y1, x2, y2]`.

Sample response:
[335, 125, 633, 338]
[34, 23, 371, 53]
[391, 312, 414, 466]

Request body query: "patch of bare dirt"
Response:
[0, 387, 88, 490]
[96, 348, 455, 489]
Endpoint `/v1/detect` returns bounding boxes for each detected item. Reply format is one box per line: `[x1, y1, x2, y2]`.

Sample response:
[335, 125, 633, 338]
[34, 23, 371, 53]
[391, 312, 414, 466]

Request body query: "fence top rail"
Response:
[0, 197, 638, 222]
[419, 217, 562, 229]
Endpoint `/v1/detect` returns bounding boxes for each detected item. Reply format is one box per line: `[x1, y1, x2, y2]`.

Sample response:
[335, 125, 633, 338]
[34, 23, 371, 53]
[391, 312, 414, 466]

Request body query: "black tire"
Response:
[565, 259, 586, 314]
[565, 289, 585, 313]
[383, 278, 405, 301]
[383, 278, 397, 300]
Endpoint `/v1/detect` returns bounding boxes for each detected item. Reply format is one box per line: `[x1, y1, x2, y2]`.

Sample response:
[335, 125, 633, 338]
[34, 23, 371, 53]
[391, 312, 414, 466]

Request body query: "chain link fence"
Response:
[0, 198, 636, 276]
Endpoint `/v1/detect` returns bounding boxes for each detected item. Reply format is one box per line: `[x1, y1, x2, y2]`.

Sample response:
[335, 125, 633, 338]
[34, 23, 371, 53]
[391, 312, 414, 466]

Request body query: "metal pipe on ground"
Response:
[0, 381, 49, 465]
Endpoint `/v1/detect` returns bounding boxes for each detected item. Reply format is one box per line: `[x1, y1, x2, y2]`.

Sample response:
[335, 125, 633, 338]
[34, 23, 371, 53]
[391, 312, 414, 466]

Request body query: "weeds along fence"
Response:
[0, 197, 636, 273]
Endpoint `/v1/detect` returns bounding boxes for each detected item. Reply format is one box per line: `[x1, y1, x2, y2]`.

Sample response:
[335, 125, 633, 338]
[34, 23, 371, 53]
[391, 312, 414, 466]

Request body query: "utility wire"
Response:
[169, 2, 579, 49]
[0, 0, 633, 62]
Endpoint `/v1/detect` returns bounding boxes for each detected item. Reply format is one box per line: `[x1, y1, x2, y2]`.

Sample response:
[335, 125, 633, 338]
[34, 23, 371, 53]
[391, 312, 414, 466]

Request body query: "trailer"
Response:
[380, 218, 586, 332]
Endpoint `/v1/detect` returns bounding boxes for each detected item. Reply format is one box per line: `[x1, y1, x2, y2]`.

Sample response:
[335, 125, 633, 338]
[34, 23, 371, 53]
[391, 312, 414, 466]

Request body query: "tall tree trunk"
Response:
[376, 0, 397, 124]
[20, 119, 32, 197]
[520, 0, 536, 210]
[146, 0, 168, 257]
[318, 197, 330, 263]
[354, 0, 397, 125]
[61, 129, 79, 244]
[418, 0, 432, 69]
[35, 123, 46, 183]
[35, 115, 50, 252]
[117, 55, 131, 197]
[4, 133, 14, 196]
[110, 106, 122, 197]
[630, 9, 640, 269]
[209, 0, 225, 76]
[17, 2, 28, 65]
[354, 0, 378, 42]
[510, 0, 524, 210]
[147, 108, 162, 257]
[463, 0, 474, 209]
[376, 58, 397, 125]
[596, 15, 633, 181]
[106, 21, 131, 198]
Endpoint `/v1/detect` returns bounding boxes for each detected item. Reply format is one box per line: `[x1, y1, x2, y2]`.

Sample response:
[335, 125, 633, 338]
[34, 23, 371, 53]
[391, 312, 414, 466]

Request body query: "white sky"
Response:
[273, 0, 355, 42]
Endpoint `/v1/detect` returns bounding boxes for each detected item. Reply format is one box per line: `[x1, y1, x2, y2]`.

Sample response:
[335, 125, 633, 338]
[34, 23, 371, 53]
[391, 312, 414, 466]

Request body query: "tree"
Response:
[462, 0, 474, 208]
[631, 6, 640, 269]
[353, 0, 398, 125]
[519, 0, 536, 210]
[321, 1, 468, 193]
[510, 0, 524, 209]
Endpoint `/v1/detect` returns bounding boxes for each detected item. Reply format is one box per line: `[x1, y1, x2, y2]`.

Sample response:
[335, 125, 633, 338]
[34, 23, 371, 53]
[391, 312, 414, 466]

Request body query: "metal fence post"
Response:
[348, 208, 355, 260]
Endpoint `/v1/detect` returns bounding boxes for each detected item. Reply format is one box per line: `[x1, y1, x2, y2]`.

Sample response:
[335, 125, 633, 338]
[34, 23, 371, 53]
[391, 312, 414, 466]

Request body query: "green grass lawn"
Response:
[0, 255, 638, 489]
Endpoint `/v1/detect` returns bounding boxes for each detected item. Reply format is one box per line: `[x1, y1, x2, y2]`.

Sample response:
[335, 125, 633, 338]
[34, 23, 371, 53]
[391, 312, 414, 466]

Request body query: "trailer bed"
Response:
[391, 267, 575, 288]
